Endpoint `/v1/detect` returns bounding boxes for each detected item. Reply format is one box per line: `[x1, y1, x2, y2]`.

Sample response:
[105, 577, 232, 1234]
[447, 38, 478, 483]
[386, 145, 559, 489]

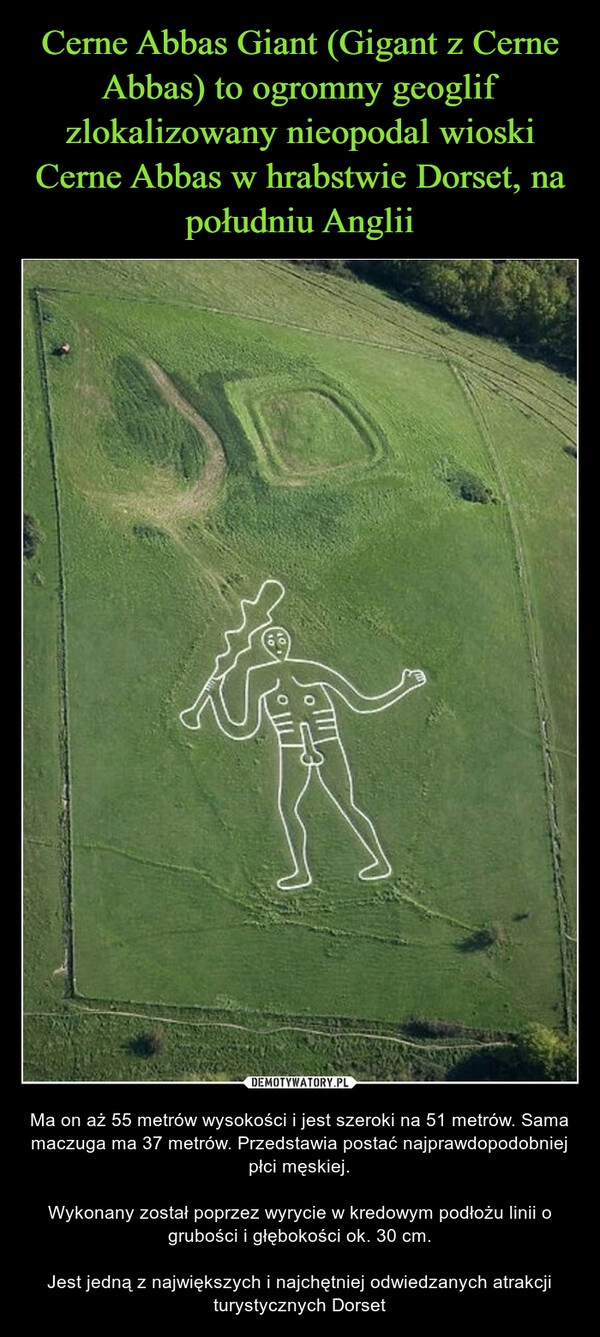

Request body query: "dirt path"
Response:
[25, 1008, 512, 1055]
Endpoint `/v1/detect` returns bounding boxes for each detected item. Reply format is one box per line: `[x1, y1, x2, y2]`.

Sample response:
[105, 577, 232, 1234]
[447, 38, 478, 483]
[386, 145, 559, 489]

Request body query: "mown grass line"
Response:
[274, 261, 576, 421]
[452, 362, 573, 1033]
[31, 282, 449, 360]
[36, 279, 575, 447]
[282, 266, 575, 442]
[31, 288, 75, 999]
[469, 365, 575, 445]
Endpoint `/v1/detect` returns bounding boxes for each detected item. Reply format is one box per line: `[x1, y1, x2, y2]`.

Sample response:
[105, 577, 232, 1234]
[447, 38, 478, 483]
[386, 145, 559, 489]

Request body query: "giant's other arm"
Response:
[207, 665, 274, 739]
[299, 662, 426, 713]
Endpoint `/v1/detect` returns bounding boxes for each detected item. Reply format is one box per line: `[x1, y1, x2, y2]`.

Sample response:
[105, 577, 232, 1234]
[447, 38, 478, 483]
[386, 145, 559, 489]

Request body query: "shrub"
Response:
[132, 523, 168, 545]
[446, 468, 495, 504]
[131, 1029, 166, 1058]
[23, 512, 42, 560]
[459, 922, 506, 952]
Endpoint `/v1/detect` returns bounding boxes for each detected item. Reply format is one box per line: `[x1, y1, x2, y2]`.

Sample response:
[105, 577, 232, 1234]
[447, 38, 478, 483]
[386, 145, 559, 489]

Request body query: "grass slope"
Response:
[23, 260, 576, 1080]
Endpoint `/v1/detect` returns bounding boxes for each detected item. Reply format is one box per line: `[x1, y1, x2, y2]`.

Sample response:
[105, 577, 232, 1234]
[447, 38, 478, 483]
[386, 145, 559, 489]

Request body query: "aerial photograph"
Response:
[23, 257, 576, 1081]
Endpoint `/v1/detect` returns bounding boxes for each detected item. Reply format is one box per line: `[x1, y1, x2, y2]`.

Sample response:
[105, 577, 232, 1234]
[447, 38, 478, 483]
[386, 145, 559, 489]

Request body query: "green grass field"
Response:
[23, 260, 576, 1081]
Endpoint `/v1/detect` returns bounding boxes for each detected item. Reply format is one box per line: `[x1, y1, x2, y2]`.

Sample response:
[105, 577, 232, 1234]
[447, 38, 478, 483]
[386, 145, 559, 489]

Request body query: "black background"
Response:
[31, 1085, 575, 1315]
[21, 14, 580, 1318]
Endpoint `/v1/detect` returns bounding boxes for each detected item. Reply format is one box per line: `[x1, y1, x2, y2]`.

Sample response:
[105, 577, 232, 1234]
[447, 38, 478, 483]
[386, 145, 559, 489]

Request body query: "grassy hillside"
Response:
[23, 260, 576, 1081]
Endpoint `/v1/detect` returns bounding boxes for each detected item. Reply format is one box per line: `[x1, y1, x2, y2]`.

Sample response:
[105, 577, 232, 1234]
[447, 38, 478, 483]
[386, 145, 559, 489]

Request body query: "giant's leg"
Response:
[316, 742, 392, 881]
[276, 748, 314, 890]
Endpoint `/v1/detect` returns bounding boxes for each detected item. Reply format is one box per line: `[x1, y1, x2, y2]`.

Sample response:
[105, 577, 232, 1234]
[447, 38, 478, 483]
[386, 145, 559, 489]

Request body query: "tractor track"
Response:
[35, 278, 576, 442]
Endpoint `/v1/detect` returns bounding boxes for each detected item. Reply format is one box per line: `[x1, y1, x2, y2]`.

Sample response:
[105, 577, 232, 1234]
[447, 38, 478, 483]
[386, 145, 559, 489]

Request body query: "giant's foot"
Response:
[277, 869, 312, 891]
[359, 856, 392, 882]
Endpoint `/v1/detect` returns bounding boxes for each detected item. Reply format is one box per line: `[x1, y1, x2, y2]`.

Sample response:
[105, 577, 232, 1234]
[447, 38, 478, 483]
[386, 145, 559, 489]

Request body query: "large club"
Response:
[179, 579, 285, 731]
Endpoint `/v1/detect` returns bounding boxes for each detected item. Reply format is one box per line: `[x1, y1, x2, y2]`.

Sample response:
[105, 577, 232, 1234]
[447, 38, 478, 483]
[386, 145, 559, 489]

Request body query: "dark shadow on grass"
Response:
[129, 1030, 166, 1058]
[457, 923, 507, 953]
[447, 1048, 517, 1081]
[404, 1018, 466, 1040]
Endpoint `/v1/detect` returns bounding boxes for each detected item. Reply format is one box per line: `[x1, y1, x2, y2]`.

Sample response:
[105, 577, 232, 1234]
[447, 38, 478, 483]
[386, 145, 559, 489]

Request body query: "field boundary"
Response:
[31, 288, 76, 1000]
[452, 362, 573, 1032]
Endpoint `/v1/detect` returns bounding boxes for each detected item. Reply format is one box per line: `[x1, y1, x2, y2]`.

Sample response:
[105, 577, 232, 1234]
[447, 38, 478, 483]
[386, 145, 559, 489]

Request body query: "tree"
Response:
[513, 1023, 575, 1080]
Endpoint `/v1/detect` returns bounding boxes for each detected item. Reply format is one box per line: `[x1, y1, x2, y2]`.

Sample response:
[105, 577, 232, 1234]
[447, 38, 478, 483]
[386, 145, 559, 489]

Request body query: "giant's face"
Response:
[262, 626, 292, 661]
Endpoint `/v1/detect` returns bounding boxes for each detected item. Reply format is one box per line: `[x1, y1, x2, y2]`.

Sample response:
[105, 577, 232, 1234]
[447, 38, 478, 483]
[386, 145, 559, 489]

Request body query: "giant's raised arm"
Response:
[300, 662, 426, 714]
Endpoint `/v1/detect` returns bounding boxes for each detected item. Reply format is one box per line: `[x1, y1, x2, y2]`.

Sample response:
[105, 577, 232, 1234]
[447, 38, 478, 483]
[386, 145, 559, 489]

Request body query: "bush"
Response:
[459, 922, 506, 952]
[132, 523, 168, 545]
[23, 512, 42, 560]
[446, 468, 495, 505]
[131, 1029, 166, 1058]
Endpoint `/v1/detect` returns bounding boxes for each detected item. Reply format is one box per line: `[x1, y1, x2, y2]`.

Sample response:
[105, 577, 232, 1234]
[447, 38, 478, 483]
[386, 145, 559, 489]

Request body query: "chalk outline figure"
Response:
[180, 581, 426, 891]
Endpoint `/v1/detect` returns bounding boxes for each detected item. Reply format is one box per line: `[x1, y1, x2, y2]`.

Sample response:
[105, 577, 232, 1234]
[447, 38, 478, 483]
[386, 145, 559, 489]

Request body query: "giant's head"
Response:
[261, 626, 292, 661]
